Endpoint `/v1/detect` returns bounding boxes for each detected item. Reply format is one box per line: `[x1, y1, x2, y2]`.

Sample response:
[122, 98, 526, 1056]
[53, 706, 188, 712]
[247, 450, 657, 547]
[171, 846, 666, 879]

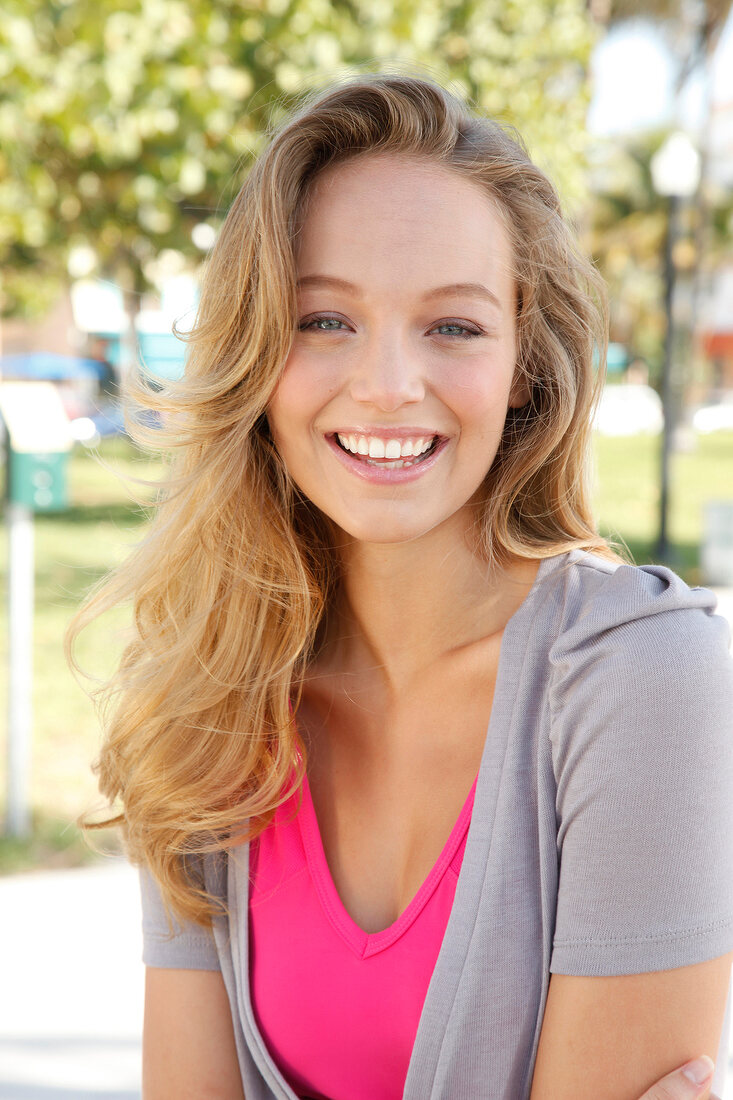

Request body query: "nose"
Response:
[348, 334, 426, 412]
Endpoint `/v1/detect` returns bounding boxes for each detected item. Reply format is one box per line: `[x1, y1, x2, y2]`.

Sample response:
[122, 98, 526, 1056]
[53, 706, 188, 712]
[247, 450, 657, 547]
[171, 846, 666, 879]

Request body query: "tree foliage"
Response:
[586, 0, 733, 382]
[1, 0, 598, 319]
[588, 129, 733, 375]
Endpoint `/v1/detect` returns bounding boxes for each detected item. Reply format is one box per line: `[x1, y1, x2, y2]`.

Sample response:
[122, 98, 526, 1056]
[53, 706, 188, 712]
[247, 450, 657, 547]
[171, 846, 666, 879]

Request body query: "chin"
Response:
[332, 514, 448, 547]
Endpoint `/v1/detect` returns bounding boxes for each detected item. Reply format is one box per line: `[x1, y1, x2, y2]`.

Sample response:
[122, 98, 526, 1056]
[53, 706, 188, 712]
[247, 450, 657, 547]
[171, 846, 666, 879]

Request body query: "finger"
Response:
[637, 1055, 717, 1099]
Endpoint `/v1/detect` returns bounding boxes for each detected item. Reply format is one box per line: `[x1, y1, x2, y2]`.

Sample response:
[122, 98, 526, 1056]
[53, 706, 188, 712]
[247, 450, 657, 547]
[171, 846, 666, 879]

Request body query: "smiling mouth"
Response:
[331, 433, 442, 469]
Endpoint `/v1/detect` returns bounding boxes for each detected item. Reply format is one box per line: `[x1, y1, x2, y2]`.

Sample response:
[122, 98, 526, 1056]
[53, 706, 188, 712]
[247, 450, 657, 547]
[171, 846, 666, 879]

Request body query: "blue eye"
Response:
[432, 321, 482, 339]
[299, 315, 347, 332]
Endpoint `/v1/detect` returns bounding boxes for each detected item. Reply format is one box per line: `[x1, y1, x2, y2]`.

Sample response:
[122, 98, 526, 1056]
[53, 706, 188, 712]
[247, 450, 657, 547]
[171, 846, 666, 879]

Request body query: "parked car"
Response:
[70, 403, 126, 444]
[692, 400, 733, 434]
[592, 384, 663, 436]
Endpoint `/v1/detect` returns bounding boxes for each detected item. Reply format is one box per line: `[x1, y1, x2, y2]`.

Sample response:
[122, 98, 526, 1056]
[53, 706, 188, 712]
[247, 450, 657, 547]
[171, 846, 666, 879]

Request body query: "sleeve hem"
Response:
[142, 933, 221, 971]
[553, 913, 733, 949]
[550, 921, 733, 977]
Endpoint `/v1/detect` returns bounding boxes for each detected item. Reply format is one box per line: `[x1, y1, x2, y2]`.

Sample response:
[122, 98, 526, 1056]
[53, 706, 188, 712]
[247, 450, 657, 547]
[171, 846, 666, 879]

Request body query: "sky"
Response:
[588, 8, 733, 141]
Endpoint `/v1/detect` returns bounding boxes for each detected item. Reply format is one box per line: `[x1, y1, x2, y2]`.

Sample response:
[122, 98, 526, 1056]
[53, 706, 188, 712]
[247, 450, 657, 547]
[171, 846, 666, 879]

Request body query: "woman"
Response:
[68, 74, 733, 1099]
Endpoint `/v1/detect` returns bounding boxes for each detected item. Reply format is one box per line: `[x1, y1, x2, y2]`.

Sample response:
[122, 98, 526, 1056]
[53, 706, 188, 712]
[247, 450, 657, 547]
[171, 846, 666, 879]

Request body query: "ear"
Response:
[508, 369, 531, 410]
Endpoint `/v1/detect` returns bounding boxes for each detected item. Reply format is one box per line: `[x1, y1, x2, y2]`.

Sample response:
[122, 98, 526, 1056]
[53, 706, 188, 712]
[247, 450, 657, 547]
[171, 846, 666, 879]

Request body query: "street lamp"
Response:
[650, 131, 701, 562]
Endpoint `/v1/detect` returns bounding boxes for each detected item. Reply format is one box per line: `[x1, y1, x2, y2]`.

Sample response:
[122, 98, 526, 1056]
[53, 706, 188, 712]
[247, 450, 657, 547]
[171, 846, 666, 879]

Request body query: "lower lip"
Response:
[325, 435, 448, 483]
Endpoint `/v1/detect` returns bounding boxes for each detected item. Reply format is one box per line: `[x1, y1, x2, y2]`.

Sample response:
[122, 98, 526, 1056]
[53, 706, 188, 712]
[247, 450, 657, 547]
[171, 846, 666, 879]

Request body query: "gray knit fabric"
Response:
[140, 549, 733, 1098]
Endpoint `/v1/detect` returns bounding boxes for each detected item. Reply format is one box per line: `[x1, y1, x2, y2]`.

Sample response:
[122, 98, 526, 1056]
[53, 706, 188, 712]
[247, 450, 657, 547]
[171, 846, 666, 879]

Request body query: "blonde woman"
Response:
[68, 74, 733, 1100]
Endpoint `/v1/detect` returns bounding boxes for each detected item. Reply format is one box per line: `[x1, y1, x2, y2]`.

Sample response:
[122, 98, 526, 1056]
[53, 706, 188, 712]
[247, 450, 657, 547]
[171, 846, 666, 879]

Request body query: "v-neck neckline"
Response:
[298, 769, 478, 958]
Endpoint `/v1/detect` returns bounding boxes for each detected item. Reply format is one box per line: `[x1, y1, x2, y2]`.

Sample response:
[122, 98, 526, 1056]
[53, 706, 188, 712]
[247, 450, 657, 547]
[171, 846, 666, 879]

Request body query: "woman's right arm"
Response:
[143, 966, 246, 1100]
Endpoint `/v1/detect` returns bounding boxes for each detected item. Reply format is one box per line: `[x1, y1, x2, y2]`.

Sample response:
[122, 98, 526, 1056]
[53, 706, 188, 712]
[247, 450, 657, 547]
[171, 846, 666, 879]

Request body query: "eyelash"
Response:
[298, 314, 485, 340]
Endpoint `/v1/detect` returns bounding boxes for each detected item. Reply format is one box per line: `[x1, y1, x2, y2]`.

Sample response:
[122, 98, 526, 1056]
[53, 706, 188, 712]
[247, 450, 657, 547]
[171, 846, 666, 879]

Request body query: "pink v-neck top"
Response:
[248, 772, 478, 1100]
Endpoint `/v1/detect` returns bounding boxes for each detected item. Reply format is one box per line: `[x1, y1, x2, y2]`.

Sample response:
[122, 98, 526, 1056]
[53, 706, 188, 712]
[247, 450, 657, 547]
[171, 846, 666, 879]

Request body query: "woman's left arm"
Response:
[542, 578, 733, 1100]
[530, 951, 733, 1100]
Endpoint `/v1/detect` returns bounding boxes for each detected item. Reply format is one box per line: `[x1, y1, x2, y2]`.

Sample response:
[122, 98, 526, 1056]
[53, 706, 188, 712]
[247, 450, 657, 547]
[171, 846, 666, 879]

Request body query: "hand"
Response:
[638, 1055, 720, 1099]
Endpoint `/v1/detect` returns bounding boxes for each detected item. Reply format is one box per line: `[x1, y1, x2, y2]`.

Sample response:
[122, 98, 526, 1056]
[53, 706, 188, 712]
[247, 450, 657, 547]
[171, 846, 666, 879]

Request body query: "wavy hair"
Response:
[66, 72, 621, 927]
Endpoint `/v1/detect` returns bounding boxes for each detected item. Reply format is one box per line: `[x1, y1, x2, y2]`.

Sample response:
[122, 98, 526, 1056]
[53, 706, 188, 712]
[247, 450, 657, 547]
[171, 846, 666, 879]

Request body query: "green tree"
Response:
[586, 0, 733, 392]
[588, 129, 732, 381]
[1, 0, 598, 335]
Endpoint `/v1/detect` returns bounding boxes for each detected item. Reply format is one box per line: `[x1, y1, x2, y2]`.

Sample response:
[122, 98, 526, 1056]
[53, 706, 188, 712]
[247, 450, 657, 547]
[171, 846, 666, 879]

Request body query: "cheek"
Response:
[268, 353, 341, 435]
[436, 358, 516, 426]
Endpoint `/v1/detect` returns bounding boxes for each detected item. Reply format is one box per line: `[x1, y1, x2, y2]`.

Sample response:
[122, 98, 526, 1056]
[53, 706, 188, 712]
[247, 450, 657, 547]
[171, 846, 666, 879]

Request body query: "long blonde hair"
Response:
[67, 72, 619, 926]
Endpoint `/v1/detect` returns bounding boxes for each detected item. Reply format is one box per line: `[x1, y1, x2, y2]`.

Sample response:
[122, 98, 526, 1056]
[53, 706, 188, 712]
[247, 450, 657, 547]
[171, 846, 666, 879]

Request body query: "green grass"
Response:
[0, 436, 161, 872]
[0, 812, 122, 874]
[593, 431, 733, 583]
[0, 429, 731, 873]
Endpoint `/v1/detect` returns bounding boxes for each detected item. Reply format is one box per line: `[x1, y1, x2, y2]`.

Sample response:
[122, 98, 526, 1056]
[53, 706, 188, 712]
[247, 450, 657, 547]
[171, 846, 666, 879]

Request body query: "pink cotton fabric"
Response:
[248, 772, 477, 1100]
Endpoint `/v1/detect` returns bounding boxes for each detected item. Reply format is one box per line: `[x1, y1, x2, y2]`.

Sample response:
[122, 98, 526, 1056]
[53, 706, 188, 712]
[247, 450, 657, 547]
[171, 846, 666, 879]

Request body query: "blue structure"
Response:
[137, 332, 187, 382]
[88, 331, 187, 382]
[0, 352, 106, 381]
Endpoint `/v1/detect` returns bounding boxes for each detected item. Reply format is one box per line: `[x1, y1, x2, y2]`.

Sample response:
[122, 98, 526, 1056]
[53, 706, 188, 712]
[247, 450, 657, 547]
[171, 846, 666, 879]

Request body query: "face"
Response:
[267, 153, 528, 546]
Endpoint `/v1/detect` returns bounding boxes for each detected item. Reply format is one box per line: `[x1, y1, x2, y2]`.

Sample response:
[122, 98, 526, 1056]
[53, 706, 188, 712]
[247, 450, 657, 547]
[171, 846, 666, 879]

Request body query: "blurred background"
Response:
[0, 0, 732, 1096]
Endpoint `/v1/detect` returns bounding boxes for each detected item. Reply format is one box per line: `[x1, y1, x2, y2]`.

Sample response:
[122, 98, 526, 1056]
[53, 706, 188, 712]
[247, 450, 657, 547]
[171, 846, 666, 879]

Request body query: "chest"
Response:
[238, 668, 554, 1100]
[299, 647, 502, 934]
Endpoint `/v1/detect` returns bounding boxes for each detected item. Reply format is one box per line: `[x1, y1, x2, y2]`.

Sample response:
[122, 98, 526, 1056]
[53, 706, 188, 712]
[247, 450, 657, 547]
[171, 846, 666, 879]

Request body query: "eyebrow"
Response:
[296, 275, 503, 312]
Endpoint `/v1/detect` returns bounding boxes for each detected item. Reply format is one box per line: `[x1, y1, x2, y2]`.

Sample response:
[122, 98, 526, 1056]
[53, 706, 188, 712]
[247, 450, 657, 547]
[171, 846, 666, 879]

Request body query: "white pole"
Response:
[6, 500, 33, 837]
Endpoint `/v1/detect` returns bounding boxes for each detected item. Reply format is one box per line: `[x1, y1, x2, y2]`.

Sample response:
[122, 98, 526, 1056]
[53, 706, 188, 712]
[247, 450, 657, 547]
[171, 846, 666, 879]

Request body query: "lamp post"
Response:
[650, 131, 701, 563]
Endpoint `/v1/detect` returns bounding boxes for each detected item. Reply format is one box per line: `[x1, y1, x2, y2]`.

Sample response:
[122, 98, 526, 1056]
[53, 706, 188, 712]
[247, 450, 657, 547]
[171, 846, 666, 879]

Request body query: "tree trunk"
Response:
[120, 281, 142, 383]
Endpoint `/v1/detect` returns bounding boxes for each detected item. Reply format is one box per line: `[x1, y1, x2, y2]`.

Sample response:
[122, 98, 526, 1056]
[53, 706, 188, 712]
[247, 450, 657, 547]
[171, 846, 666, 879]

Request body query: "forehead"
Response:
[295, 153, 515, 293]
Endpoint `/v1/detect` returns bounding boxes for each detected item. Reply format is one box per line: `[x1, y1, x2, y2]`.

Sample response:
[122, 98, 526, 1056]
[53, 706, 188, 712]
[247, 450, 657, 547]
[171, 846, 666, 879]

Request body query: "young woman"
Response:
[68, 74, 733, 1099]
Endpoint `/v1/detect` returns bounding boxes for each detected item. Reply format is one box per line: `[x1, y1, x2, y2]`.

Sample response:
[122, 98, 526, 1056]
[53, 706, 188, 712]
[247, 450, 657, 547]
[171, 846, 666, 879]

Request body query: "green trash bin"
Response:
[0, 381, 73, 511]
[7, 448, 69, 511]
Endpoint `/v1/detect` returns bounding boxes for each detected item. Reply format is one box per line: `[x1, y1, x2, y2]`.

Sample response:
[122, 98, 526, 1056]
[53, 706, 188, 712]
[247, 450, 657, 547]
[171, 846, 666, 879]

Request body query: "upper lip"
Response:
[329, 427, 445, 440]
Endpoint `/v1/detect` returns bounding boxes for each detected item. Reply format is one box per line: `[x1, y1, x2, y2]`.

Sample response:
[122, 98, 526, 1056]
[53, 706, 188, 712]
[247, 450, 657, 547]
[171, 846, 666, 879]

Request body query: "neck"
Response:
[318, 511, 539, 700]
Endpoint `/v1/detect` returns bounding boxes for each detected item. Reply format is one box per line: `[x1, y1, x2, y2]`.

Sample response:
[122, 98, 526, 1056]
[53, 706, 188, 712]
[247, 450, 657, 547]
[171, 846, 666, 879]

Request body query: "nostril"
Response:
[348, 369, 427, 408]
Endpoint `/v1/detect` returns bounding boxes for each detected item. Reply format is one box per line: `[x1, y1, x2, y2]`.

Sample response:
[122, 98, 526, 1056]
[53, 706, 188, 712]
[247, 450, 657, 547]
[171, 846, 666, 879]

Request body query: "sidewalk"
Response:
[0, 860, 143, 1099]
[1, 587, 732, 1100]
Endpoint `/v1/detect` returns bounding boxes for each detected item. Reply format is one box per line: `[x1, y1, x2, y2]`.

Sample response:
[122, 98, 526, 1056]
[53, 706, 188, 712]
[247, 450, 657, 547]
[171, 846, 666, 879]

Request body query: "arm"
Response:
[541, 579, 733, 1098]
[529, 951, 733, 1100]
[143, 967, 246, 1100]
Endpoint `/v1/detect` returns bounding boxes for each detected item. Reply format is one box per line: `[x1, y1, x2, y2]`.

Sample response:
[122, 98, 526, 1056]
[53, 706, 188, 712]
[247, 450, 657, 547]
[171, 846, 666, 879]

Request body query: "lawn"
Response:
[1, 429, 732, 871]
[0, 437, 161, 871]
[593, 430, 733, 582]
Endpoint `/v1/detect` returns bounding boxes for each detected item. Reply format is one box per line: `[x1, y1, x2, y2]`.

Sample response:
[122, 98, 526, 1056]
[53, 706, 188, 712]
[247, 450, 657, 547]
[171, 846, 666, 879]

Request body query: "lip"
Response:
[332, 426, 444, 441]
[325, 432, 449, 483]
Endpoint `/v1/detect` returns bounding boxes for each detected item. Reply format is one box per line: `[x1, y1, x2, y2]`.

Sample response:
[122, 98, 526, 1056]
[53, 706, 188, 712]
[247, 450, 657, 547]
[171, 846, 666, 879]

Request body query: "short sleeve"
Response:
[140, 866, 221, 970]
[548, 567, 733, 977]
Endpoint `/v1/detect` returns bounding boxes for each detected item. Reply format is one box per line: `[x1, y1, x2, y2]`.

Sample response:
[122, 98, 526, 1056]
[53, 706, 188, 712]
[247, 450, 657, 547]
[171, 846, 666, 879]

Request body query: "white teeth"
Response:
[336, 433, 438, 460]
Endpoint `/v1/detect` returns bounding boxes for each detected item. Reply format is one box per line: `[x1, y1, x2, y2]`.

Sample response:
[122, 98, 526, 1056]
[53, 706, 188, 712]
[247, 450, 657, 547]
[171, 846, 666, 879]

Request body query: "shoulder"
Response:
[547, 549, 731, 680]
[543, 550, 733, 755]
